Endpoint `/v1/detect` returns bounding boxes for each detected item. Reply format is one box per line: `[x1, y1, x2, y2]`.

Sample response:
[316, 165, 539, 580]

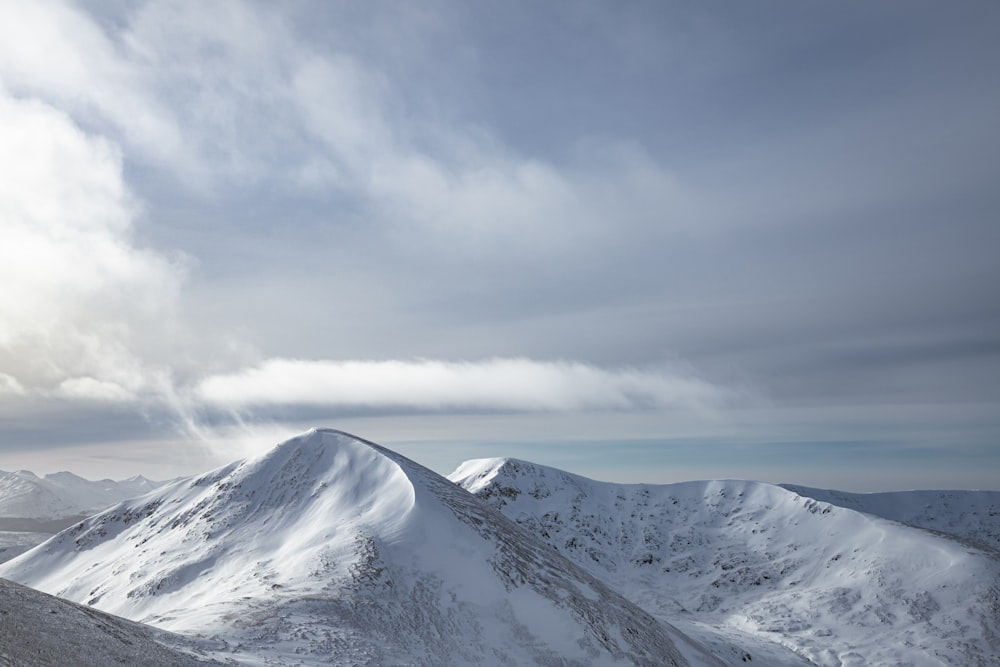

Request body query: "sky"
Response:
[0, 0, 998, 491]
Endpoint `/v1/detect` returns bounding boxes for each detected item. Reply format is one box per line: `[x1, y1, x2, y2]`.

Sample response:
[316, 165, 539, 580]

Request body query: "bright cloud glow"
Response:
[0, 1, 182, 165]
[196, 358, 729, 413]
[0, 88, 183, 403]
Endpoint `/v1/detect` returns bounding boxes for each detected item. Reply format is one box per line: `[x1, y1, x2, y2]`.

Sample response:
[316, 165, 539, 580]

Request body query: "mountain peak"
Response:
[451, 455, 572, 485]
[260, 427, 406, 470]
[42, 471, 90, 483]
[455, 457, 1000, 667]
[124, 474, 151, 483]
[0, 429, 690, 666]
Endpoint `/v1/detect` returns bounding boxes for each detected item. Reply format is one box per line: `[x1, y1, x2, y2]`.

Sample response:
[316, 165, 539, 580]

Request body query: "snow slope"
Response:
[782, 485, 1000, 552]
[451, 458, 1000, 667]
[1, 429, 697, 667]
[0, 469, 164, 520]
[0, 577, 226, 667]
[0, 470, 167, 564]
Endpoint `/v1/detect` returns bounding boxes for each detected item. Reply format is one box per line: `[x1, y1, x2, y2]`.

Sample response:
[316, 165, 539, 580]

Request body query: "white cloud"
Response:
[0, 372, 25, 396]
[195, 357, 728, 413]
[54, 377, 137, 403]
[0, 1, 687, 250]
[290, 47, 688, 255]
[0, 2, 710, 430]
[0, 0, 182, 165]
[0, 87, 184, 403]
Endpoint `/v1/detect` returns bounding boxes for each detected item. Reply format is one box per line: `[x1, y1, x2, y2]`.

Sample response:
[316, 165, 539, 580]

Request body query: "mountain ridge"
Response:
[451, 456, 1000, 666]
[780, 483, 1000, 552]
[4, 432, 998, 665]
[1, 429, 696, 666]
[0, 468, 165, 520]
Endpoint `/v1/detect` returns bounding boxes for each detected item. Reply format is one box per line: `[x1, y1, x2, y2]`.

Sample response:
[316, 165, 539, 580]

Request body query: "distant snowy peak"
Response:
[451, 456, 588, 496]
[2, 429, 693, 666]
[0, 468, 166, 519]
[781, 484, 1000, 551]
[0, 471, 73, 519]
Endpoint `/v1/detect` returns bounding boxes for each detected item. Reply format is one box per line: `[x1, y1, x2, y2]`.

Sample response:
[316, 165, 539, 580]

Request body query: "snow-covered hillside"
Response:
[6, 430, 996, 666]
[782, 484, 1000, 552]
[451, 458, 1000, 667]
[0, 469, 163, 520]
[0, 469, 167, 564]
[0, 430, 698, 667]
[0, 577, 225, 667]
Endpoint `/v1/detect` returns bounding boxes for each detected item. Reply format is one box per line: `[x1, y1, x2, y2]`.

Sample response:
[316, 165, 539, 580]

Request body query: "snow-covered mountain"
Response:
[0, 469, 168, 564]
[0, 469, 164, 520]
[6, 430, 997, 666]
[782, 484, 1000, 552]
[451, 458, 1000, 667]
[0, 429, 699, 667]
[0, 577, 226, 667]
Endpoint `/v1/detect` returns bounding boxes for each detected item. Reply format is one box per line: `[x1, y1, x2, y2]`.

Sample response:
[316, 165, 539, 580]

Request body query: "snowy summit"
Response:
[1, 429, 690, 666]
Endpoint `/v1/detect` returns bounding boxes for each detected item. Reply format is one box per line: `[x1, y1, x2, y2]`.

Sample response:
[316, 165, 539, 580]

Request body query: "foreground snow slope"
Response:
[0, 469, 163, 520]
[451, 458, 1000, 667]
[1, 429, 695, 667]
[0, 577, 225, 667]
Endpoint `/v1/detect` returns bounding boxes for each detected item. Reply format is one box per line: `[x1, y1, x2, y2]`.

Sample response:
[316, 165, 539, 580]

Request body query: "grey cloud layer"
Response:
[0, 1, 997, 487]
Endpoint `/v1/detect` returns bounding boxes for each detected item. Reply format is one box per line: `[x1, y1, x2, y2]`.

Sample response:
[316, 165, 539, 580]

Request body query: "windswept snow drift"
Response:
[1, 429, 692, 667]
[451, 457, 1000, 667]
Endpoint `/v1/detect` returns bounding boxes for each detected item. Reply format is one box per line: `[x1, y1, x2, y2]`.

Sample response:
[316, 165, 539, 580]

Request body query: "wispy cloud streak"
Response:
[196, 358, 730, 413]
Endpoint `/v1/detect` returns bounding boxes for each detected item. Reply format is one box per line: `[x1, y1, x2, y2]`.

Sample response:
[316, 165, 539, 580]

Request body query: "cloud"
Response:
[0, 0, 182, 165]
[0, 1, 306, 186]
[289, 43, 688, 256]
[0, 11, 705, 439]
[195, 357, 729, 413]
[0, 87, 184, 404]
[0, 63, 722, 431]
[0, 1, 687, 252]
[0, 372, 25, 396]
[54, 377, 137, 403]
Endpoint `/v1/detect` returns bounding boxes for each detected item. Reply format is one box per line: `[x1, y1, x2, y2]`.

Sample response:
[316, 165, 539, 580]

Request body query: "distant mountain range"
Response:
[0, 469, 167, 563]
[0, 468, 164, 522]
[1, 429, 998, 666]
